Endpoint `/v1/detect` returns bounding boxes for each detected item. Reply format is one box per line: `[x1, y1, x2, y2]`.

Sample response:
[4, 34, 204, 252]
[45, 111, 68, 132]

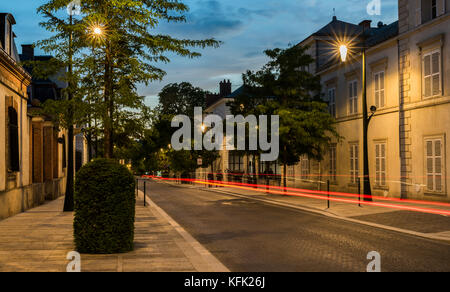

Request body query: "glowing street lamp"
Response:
[339, 45, 348, 62]
[336, 38, 376, 202]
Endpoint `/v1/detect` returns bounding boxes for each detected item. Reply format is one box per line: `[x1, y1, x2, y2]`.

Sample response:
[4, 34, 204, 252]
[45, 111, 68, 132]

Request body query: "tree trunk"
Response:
[103, 43, 114, 158]
[63, 15, 74, 212]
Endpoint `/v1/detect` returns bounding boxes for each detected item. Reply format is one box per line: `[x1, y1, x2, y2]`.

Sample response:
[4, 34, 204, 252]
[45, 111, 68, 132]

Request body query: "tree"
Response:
[80, 0, 220, 158]
[35, 0, 220, 210]
[229, 45, 340, 189]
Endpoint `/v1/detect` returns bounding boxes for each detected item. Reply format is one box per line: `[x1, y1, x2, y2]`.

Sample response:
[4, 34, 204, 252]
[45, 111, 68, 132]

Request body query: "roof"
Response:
[365, 21, 399, 47]
[312, 17, 365, 37]
[301, 16, 399, 47]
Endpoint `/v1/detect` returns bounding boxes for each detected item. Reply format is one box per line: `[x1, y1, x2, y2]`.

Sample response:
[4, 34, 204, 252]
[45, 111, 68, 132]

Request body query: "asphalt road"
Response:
[145, 181, 450, 272]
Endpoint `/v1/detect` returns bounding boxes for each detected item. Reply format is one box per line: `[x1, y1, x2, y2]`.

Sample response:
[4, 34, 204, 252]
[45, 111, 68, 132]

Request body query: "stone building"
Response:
[0, 13, 77, 219]
[199, 0, 450, 202]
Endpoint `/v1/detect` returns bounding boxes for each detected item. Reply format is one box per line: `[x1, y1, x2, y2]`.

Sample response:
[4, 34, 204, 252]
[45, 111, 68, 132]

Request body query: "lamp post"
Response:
[339, 42, 377, 202]
[87, 24, 105, 160]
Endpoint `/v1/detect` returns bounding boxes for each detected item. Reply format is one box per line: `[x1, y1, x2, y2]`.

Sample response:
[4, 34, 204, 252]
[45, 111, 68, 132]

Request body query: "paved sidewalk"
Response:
[0, 194, 228, 272]
[158, 179, 450, 242]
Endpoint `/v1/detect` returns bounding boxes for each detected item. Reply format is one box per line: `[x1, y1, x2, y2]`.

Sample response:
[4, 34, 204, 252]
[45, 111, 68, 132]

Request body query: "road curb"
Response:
[138, 190, 230, 272]
[160, 181, 450, 244]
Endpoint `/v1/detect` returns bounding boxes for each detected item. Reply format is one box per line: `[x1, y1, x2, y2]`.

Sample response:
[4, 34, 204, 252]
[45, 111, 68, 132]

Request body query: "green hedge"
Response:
[74, 159, 136, 254]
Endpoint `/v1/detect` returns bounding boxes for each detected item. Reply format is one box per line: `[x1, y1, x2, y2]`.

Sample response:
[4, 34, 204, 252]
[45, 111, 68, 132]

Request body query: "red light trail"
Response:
[143, 175, 450, 216]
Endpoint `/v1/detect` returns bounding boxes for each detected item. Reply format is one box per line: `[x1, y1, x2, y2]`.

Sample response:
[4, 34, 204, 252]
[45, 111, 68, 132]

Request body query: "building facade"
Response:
[198, 0, 450, 202]
[0, 13, 84, 219]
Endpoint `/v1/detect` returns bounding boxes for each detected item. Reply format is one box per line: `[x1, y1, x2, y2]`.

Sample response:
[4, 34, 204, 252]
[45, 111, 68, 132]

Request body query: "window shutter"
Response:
[437, 0, 446, 16]
[381, 144, 386, 186]
[415, 0, 422, 26]
[376, 144, 380, 183]
[8, 107, 20, 172]
[424, 55, 432, 97]
[375, 74, 380, 108]
[432, 52, 441, 96]
[435, 140, 442, 191]
[380, 72, 385, 107]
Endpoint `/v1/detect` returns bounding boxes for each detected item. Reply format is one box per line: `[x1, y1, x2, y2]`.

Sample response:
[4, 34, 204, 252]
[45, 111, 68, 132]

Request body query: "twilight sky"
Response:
[2, 0, 398, 108]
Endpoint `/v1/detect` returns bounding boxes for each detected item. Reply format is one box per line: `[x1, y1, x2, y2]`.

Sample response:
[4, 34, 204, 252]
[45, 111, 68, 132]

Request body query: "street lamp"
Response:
[338, 38, 375, 202]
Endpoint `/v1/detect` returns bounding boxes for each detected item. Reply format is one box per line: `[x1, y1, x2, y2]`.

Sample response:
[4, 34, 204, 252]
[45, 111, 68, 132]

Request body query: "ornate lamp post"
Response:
[338, 42, 377, 201]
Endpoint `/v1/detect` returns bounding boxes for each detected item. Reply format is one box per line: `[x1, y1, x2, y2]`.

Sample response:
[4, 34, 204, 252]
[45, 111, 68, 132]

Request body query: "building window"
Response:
[375, 142, 387, 186]
[260, 160, 280, 175]
[328, 88, 336, 118]
[432, 0, 438, 19]
[426, 138, 444, 193]
[350, 144, 359, 184]
[8, 107, 20, 172]
[5, 20, 11, 56]
[423, 49, 441, 98]
[329, 145, 337, 182]
[348, 80, 358, 114]
[228, 153, 244, 172]
[300, 155, 310, 180]
[374, 71, 385, 108]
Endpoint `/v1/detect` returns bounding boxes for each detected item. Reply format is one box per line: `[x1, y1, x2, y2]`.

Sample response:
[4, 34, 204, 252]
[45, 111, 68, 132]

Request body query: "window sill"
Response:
[424, 192, 447, 198]
[373, 185, 389, 191]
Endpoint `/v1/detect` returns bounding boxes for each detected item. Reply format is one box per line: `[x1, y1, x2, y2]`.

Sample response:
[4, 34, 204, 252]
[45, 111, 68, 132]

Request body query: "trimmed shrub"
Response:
[74, 159, 136, 254]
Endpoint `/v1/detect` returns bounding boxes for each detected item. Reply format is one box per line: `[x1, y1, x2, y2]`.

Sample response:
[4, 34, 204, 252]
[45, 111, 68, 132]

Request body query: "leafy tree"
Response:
[79, 0, 220, 158]
[159, 82, 206, 118]
[34, 0, 220, 210]
[229, 45, 340, 189]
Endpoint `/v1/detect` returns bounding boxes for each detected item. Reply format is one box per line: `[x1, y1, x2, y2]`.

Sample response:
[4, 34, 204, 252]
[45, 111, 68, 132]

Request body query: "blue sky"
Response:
[2, 0, 398, 108]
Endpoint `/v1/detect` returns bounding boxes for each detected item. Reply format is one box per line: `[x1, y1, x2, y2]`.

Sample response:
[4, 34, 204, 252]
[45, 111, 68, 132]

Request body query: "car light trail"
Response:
[144, 176, 450, 216]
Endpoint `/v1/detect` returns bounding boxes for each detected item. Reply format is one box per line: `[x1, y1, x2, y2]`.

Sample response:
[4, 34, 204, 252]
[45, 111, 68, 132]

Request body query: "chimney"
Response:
[21, 44, 34, 60]
[219, 79, 232, 97]
[358, 20, 372, 29]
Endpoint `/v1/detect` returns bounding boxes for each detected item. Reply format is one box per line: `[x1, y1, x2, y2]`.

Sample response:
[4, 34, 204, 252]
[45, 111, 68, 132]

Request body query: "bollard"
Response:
[358, 178, 361, 207]
[144, 180, 146, 207]
[327, 180, 330, 209]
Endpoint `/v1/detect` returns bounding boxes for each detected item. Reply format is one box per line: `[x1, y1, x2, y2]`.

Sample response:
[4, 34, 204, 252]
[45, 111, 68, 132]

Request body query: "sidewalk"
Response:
[159, 179, 450, 242]
[0, 194, 228, 272]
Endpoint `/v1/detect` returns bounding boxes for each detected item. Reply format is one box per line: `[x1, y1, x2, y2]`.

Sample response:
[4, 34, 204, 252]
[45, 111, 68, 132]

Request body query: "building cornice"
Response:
[0, 47, 31, 88]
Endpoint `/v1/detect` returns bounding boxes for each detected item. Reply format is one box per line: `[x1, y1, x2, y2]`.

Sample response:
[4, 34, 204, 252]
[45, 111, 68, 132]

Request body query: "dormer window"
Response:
[432, 0, 438, 19]
[5, 19, 11, 55]
[419, 0, 446, 25]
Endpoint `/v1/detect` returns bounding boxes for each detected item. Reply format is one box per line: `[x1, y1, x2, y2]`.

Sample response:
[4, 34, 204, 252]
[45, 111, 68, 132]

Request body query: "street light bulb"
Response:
[201, 124, 206, 133]
[93, 27, 103, 35]
[339, 45, 348, 62]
